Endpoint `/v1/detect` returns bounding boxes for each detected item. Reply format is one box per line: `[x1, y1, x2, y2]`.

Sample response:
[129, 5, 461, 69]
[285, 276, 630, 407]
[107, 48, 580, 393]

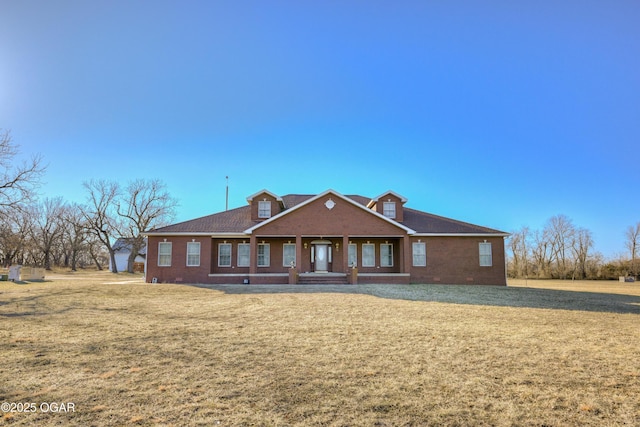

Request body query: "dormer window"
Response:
[258, 200, 271, 218]
[369, 191, 406, 222]
[383, 201, 396, 219]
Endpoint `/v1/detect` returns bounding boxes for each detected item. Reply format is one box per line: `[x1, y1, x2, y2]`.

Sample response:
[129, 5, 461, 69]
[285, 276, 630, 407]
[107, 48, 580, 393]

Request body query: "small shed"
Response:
[8, 265, 21, 281]
[110, 238, 147, 272]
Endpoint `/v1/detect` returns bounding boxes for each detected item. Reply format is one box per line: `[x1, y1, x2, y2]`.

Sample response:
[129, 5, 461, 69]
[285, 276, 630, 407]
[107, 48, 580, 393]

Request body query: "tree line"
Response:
[0, 130, 177, 273]
[3, 130, 638, 279]
[508, 216, 640, 280]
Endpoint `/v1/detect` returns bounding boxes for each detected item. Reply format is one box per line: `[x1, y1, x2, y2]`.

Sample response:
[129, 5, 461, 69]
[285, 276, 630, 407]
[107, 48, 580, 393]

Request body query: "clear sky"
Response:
[1, 1, 639, 259]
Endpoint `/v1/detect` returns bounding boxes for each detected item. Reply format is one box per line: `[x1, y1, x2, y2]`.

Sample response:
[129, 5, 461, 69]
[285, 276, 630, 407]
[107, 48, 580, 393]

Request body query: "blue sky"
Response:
[1, 1, 639, 258]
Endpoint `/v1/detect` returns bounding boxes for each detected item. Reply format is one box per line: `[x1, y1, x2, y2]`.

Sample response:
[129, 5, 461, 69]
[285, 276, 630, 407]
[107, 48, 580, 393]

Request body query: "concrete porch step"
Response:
[298, 273, 349, 285]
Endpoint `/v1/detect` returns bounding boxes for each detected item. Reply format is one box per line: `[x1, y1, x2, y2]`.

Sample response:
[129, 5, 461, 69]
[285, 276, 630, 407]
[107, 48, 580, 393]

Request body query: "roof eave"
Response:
[246, 189, 283, 203]
[412, 232, 510, 237]
[369, 190, 408, 205]
[143, 231, 249, 238]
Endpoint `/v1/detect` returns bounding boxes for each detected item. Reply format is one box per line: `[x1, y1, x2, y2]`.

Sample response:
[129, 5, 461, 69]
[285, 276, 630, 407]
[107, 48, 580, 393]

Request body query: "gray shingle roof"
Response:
[148, 205, 254, 233]
[147, 193, 506, 235]
[402, 208, 505, 234]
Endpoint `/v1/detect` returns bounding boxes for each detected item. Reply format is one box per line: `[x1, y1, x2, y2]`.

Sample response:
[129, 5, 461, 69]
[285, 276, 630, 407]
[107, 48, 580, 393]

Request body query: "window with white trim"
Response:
[348, 243, 357, 267]
[362, 243, 375, 267]
[479, 242, 493, 266]
[383, 202, 396, 218]
[283, 243, 296, 267]
[258, 243, 270, 267]
[412, 242, 426, 267]
[237, 243, 250, 267]
[158, 242, 172, 266]
[258, 201, 271, 218]
[380, 243, 393, 267]
[186, 242, 201, 267]
[218, 243, 232, 267]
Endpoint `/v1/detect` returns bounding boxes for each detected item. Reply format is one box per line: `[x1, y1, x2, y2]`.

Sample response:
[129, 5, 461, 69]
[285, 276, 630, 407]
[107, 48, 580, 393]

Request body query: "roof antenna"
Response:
[225, 176, 229, 211]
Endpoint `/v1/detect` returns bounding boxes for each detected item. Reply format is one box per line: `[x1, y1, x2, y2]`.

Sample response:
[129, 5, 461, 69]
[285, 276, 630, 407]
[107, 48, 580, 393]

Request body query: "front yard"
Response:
[1, 272, 639, 425]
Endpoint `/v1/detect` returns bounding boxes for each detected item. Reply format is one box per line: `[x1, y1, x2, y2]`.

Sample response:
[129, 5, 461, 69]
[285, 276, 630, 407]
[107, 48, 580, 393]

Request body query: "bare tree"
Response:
[585, 251, 605, 279]
[82, 178, 177, 274]
[61, 202, 90, 271]
[624, 222, 640, 277]
[508, 226, 530, 278]
[86, 233, 108, 270]
[531, 228, 553, 278]
[0, 207, 35, 266]
[545, 214, 576, 279]
[82, 180, 122, 273]
[118, 179, 177, 273]
[0, 129, 45, 212]
[29, 197, 65, 270]
[571, 227, 593, 280]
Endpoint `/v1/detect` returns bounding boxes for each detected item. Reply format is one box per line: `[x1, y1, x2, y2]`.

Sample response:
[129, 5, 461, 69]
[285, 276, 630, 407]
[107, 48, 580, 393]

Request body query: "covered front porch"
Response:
[246, 235, 411, 274]
[207, 234, 413, 284]
[249, 234, 411, 285]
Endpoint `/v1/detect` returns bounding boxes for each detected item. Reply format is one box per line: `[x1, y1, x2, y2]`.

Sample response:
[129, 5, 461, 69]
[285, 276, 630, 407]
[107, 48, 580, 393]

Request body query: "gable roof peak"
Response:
[368, 190, 408, 207]
[244, 188, 416, 234]
[246, 189, 282, 203]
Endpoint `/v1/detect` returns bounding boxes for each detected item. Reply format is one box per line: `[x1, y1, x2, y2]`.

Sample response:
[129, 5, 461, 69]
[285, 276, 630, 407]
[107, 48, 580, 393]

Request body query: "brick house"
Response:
[143, 189, 508, 285]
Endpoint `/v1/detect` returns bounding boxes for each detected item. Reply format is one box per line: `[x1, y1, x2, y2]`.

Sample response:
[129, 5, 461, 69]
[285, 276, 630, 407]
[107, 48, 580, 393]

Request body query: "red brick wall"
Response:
[210, 238, 251, 275]
[408, 236, 506, 285]
[146, 236, 212, 284]
[146, 234, 506, 285]
[343, 238, 402, 274]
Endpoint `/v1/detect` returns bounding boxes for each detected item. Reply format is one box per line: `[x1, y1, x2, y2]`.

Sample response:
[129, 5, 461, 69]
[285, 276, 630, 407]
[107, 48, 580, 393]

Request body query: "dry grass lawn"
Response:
[1, 272, 639, 426]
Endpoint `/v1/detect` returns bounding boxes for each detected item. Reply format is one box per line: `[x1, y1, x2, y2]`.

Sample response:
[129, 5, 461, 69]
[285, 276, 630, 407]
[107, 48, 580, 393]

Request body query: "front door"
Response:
[314, 244, 328, 272]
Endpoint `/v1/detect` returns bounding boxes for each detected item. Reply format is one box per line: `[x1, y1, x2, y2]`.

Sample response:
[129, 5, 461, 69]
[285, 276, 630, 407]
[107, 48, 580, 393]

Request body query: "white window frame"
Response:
[158, 242, 172, 267]
[348, 243, 358, 267]
[380, 243, 394, 267]
[237, 243, 250, 267]
[412, 242, 426, 267]
[362, 243, 375, 267]
[283, 243, 296, 267]
[258, 243, 270, 267]
[186, 242, 201, 267]
[218, 243, 232, 267]
[479, 242, 493, 267]
[383, 201, 396, 218]
[258, 201, 271, 218]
